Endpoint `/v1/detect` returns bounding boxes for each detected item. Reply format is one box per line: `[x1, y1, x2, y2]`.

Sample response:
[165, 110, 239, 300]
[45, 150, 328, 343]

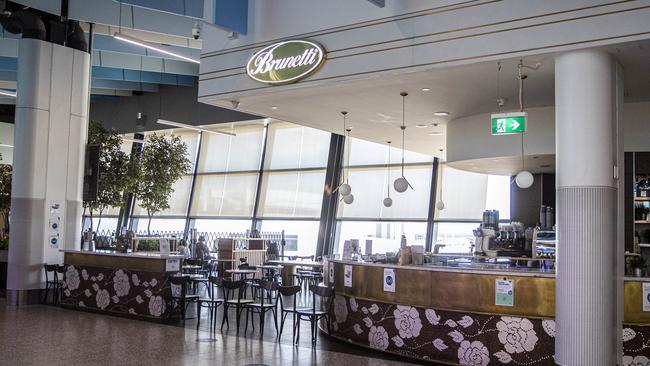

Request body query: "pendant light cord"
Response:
[401, 93, 407, 177]
[387, 142, 391, 198]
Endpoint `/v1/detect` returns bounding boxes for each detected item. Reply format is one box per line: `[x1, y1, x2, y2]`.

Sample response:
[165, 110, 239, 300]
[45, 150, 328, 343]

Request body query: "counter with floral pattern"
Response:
[329, 294, 650, 365]
[60, 264, 171, 320]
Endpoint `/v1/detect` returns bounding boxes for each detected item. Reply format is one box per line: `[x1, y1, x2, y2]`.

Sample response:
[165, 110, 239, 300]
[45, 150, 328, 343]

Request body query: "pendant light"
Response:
[334, 111, 352, 198]
[513, 60, 539, 189]
[394, 92, 413, 193]
[383, 141, 393, 207]
[435, 149, 445, 210]
[342, 125, 354, 204]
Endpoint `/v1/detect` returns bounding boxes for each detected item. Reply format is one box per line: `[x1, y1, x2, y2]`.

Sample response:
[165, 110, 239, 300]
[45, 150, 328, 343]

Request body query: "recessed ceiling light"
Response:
[415, 124, 427, 128]
[431, 123, 439, 127]
[421, 88, 431, 92]
[434, 111, 449, 116]
[271, 106, 278, 110]
[429, 132, 442, 136]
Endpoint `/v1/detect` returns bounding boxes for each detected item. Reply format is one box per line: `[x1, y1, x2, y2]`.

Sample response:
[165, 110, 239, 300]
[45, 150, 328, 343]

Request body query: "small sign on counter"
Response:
[329, 261, 335, 283]
[643, 283, 650, 312]
[166, 258, 180, 272]
[383, 268, 396, 292]
[495, 278, 514, 307]
[344, 265, 353, 287]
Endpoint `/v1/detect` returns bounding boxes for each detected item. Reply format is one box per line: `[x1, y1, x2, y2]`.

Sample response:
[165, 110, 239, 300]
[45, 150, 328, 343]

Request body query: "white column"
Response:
[6, 39, 90, 305]
[555, 49, 620, 365]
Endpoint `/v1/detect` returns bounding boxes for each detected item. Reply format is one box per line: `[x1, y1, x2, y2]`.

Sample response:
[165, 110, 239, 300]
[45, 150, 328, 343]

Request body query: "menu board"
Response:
[344, 265, 353, 287]
[495, 279, 514, 307]
[383, 268, 396, 292]
[643, 283, 650, 312]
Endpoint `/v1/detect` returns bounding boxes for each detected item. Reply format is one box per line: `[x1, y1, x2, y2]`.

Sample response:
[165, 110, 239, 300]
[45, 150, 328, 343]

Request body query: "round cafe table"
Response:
[267, 260, 323, 285]
[225, 268, 258, 280]
[257, 264, 284, 281]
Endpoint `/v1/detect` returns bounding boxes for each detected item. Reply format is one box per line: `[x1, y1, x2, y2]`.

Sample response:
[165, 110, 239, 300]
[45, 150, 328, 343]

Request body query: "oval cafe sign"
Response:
[246, 40, 325, 85]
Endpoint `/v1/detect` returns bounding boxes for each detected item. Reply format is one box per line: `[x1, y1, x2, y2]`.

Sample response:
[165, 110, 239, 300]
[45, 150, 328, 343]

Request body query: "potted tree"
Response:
[130, 133, 190, 235]
[0, 153, 11, 289]
[82, 121, 129, 235]
[630, 255, 647, 277]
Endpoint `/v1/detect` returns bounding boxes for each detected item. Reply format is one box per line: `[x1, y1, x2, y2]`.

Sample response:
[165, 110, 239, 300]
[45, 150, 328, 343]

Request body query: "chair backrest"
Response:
[296, 255, 314, 261]
[258, 280, 278, 305]
[44, 264, 57, 283]
[169, 276, 191, 299]
[185, 258, 200, 266]
[208, 276, 224, 300]
[55, 265, 65, 274]
[222, 279, 246, 303]
[277, 285, 301, 310]
[309, 285, 335, 314]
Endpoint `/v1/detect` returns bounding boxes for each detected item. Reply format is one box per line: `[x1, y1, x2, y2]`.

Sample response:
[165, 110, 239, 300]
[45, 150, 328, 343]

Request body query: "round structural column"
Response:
[555, 49, 620, 365]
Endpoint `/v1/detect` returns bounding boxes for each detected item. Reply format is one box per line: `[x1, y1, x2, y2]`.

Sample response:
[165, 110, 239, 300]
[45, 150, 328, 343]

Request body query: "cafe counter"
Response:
[323, 258, 650, 365]
[60, 250, 183, 321]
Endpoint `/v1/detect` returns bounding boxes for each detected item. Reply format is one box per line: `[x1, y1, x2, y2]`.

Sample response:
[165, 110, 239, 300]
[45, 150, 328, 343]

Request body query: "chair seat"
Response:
[174, 294, 199, 300]
[225, 299, 254, 305]
[245, 302, 276, 309]
[283, 306, 310, 312]
[296, 309, 328, 316]
[199, 297, 224, 303]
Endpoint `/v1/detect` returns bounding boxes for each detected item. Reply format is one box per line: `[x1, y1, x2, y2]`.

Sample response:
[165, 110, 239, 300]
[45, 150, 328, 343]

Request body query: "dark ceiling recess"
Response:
[0, 0, 87, 52]
[0, 105, 15, 123]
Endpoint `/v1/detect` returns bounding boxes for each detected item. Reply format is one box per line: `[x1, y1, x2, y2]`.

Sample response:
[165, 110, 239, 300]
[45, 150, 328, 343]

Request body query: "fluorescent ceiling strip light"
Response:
[0, 143, 13, 148]
[0, 89, 16, 97]
[113, 32, 200, 64]
[157, 119, 236, 136]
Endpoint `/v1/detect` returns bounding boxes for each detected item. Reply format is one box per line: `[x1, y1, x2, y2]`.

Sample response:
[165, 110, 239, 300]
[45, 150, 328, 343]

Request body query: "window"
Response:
[133, 175, 193, 216]
[335, 221, 427, 255]
[193, 219, 252, 233]
[135, 218, 187, 233]
[83, 217, 119, 233]
[190, 173, 258, 217]
[257, 170, 325, 218]
[264, 122, 330, 169]
[433, 222, 478, 254]
[197, 123, 265, 173]
[260, 220, 320, 257]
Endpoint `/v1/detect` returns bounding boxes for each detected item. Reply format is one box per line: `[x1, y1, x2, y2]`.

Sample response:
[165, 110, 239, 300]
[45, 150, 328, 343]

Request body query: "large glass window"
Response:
[335, 221, 427, 255]
[190, 173, 258, 217]
[257, 170, 325, 218]
[197, 123, 265, 173]
[260, 220, 320, 257]
[433, 222, 478, 254]
[193, 219, 252, 233]
[133, 175, 193, 217]
[134, 218, 186, 233]
[264, 122, 330, 169]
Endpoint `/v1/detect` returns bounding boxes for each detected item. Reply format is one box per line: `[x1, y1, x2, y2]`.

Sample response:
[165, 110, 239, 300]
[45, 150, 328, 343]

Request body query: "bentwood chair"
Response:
[221, 279, 253, 333]
[197, 276, 224, 330]
[169, 276, 199, 326]
[243, 280, 279, 337]
[42, 264, 60, 305]
[276, 285, 309, 342]
[295, 285, 335, 346]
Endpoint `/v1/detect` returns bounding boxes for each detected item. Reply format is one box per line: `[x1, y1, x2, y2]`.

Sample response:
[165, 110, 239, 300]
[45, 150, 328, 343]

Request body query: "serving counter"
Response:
[60, 251, 183, 321]
[324, 258, 650, 365]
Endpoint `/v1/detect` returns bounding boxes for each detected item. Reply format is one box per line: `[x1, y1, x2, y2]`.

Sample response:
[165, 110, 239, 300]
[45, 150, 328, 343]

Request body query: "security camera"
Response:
[192, 22, 201, 40]
[231, 100, 240, 109]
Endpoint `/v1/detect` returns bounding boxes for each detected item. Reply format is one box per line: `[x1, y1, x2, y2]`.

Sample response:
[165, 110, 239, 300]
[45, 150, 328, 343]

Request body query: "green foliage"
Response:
[83, 121, 129, 228]
[630, 255, 647, 269]
[0, 160, 11, 215]
[0, 236, 8, 250]
[130, 133, 190, 234]
[137, 239, 159, 252]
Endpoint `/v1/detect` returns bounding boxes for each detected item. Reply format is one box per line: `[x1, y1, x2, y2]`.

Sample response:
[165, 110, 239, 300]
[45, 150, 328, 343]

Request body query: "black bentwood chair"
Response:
[277, 285, 309, 342]
[169, 276, 199, 326]
[42, 264, 61, 305]
[220, 279, 253, 333]
[295, 285, 335, 346]
[243, 280, 279, 337]
[197, 276, 224, 330]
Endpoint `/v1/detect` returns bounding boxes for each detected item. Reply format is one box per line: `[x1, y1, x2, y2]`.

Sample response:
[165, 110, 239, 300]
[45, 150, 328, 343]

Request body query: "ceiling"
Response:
[205, 39, 650, 162]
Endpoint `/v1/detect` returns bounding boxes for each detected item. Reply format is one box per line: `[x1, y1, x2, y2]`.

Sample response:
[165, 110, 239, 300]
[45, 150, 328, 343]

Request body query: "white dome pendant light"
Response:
[342, 125, 354, 204]
[394, 92, 413, 193]
[513, 59, 539, 189]
[383, 141, 393, 207]
[334, 111, 353, 198]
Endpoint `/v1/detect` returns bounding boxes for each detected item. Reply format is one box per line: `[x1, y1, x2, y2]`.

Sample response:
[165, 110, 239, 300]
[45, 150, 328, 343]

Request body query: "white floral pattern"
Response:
[135, 295, 144, 304]
[112, 295, 120, 304]
[349, 297, 358, 312]
[150, 278, 158, 287]
[333, 295, 348, 323]
[369, 304, 379, 315]
[65, 266, 80, 290]
[433, 338, 448, 351]
[353, 324, 363, 335]
[113, 269, 130, 297]
[623, 328, 637, 342]
[458, 315, 474, 328]
[148, 295, 165, 317]
[392, 335, 404, 347]
[496, 317, 538, 354]
[131, 274, 140, 286]
[449, 330, 464, 343]
[458, 340, 490, 366]
[368, 326, 390, 351]
[494, 350, 513, 364]
[81, 269, 89, 280]
[393, 305, 422, 339]
[542, 319, 555, 338]
[84, 289, 91, 297]
[95, 289, 110, 310]
[623, 355, 650, 366]
[425, 308, 440, 325]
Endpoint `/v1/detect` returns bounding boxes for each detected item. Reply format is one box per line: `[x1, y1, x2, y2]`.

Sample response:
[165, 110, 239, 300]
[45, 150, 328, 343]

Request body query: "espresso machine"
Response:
[473, 210, 527, 257]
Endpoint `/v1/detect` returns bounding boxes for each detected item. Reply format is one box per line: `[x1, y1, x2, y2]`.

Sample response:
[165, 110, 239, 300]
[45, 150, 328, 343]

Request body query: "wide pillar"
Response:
[7, 39, 90, 305]
[554, 49, 621, 365]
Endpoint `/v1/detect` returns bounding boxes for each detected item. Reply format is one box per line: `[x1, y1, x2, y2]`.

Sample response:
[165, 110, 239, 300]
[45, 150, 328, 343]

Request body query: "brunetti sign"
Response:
[246, 40, 325, 85]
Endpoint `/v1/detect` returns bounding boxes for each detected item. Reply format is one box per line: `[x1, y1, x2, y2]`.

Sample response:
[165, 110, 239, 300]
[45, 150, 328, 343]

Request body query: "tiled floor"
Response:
[0, 301, 424, 366]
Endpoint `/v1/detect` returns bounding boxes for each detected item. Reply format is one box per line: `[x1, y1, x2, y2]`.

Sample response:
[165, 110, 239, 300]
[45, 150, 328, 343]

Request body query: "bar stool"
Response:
[42, 264, 59, 305]
[295, 285, 335, 346]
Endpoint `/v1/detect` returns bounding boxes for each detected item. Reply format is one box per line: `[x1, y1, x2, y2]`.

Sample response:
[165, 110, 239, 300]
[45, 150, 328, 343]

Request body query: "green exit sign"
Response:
[491, 112, 527, 135]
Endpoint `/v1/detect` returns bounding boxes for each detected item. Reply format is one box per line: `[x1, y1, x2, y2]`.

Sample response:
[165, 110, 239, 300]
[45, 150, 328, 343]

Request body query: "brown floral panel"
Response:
[60, 264, 171, 320]
[329, 294, 650, 365]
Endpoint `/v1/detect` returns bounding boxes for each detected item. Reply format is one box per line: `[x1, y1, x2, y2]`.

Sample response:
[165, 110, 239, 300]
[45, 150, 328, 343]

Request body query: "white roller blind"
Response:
[190, 173, 257, 217]
[257, 170, 326, 218]
[435, 166, 489, 220]
[133, 175, 192, 216]
[197, 124, 264, 173]
[264, 122, 330, 169]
